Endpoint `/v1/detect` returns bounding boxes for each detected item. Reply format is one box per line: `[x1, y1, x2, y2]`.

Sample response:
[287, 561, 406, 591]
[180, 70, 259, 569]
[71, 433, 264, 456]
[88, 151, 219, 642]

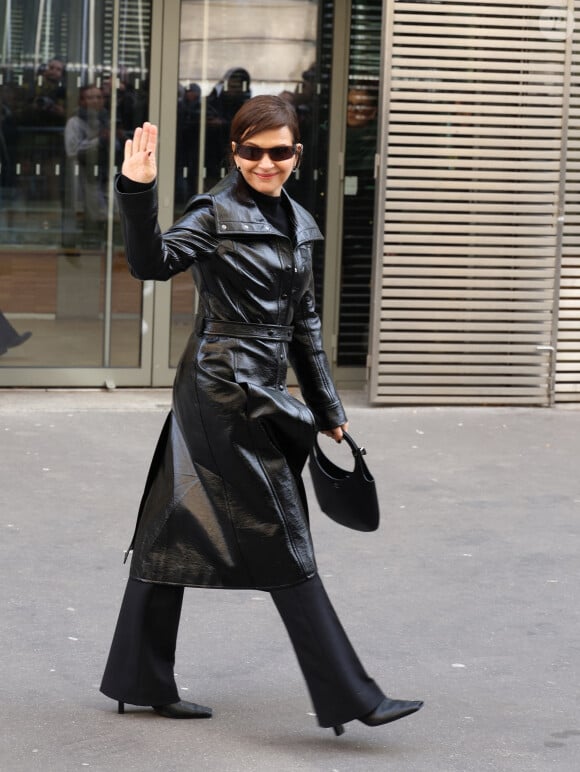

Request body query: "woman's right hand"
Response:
[122, 121, 158, 183]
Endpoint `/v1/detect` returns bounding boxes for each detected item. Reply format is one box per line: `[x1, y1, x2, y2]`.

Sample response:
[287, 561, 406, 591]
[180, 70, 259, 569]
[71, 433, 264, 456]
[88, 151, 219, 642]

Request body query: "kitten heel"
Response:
[118, 701, 125, 715]
[333, 724, 345, 736]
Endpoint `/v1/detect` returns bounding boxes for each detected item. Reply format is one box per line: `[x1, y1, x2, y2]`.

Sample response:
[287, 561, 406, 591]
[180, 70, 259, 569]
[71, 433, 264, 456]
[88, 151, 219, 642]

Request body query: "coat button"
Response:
[278, 384, 284, 391]
[281, 292, 288, 299]
[268, 330, 274, 336]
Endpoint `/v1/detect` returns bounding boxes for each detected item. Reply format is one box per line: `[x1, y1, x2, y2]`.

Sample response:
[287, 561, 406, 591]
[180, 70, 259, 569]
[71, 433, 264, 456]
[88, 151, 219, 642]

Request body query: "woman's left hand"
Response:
[321, 422, 349, 442]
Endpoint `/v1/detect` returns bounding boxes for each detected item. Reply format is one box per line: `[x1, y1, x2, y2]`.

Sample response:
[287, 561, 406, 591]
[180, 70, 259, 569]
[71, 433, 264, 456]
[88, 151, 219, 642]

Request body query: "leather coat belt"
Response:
[202, 319, 294, 342]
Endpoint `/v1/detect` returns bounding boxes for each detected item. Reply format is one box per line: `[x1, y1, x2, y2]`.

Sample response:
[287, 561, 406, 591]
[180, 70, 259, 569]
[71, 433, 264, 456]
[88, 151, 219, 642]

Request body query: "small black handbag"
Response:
[308, 431, 380, 532]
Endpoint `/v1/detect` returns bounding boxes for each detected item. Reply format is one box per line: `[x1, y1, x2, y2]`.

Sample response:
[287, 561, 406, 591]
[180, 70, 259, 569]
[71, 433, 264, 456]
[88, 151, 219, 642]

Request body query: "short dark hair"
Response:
[230, 95, 300, 145]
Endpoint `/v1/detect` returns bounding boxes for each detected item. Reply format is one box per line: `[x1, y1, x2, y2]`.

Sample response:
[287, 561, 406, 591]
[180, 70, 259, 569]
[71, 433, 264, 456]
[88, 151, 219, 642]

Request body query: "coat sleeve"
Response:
[288, 273, 347, 431]
[115, 177, 218, 281]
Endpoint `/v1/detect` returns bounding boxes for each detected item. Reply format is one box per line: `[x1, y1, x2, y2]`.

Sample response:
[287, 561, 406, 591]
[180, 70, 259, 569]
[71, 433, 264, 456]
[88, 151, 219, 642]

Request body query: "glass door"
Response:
[0, 0, 154, 386]
[166, 0, 333, 370]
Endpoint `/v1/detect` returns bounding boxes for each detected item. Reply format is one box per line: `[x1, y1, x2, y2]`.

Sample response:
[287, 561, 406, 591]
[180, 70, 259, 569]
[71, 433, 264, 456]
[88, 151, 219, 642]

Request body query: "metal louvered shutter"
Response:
[556, 2, 580, 402]
[370, 0, 573, 405]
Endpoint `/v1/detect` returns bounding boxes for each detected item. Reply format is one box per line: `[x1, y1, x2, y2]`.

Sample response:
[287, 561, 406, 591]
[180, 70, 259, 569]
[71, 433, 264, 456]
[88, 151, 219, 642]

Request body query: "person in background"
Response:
[63, 85, 112, 243]
[279, 64, 319, 211]
[204, 67, 251, 186]
[0, 311, 31, 356]
[28, 58, 67, 120]
[16, 57, 67, 203]
[175, 82, 201, 205]
[100, 95, 423, 736]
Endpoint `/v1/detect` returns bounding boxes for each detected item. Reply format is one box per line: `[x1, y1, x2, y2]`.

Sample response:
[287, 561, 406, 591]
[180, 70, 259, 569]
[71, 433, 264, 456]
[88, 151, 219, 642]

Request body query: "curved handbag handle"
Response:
[339, 430, 367, 459]
[309, 430, 379, 531]
[313, 430, 374, 483]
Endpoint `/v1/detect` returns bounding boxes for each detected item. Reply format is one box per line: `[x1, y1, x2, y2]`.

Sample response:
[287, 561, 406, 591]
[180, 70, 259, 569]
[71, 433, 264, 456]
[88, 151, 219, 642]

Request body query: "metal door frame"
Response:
[149, 0, 180, 387]
[0, 0, 163, 387]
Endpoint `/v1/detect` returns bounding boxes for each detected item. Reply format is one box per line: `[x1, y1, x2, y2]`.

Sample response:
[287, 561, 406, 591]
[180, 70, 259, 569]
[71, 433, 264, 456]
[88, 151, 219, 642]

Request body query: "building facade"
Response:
[368, 0, 580, 405]
[0, 0, 578, 405]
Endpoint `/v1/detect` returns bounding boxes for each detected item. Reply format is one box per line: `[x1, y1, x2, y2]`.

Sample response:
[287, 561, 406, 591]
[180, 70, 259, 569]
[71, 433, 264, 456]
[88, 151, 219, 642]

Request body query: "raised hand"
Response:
[122, 121, 158, 183]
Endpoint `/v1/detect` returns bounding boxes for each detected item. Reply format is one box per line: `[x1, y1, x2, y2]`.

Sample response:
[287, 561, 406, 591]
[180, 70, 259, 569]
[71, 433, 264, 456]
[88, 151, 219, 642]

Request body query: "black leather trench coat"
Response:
[118, 170, 347, 590]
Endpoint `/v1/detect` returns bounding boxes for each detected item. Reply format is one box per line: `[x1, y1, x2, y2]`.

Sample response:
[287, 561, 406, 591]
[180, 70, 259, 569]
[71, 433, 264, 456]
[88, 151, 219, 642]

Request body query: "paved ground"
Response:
[1, 389, 579, 772]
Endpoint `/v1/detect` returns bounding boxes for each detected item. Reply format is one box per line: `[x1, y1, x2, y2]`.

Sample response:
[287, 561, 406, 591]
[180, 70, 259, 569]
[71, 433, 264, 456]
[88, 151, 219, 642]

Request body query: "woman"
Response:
[100, 95, 422, 735]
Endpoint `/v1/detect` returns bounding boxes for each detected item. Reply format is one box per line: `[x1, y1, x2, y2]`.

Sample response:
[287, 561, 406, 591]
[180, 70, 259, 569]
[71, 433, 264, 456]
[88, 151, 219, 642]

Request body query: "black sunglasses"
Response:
[235, 143, 300, 162]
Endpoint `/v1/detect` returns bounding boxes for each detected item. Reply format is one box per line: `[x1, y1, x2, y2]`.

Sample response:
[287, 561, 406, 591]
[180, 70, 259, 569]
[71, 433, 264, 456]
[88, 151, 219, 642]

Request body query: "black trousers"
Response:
[100, 574, 384, 727]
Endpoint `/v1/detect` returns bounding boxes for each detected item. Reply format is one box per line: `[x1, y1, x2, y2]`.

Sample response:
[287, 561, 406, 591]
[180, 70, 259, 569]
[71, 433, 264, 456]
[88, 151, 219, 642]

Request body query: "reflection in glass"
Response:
[0, 0, 151, 369]
[170, 0, 330, 367]
[63, 84, 111, 249]
[337, 0, 382, 367]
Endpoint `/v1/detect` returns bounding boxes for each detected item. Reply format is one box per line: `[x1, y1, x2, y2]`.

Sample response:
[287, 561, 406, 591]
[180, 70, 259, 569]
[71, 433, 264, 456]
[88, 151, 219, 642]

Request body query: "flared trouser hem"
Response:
[100, 578, 182, 706]
[271, 574, 384, 727]
[100, 574, 384, 725]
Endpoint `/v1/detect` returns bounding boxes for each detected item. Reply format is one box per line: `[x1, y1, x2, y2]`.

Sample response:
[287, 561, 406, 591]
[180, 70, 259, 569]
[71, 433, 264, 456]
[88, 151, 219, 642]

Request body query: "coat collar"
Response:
[207, 170, 323, 245]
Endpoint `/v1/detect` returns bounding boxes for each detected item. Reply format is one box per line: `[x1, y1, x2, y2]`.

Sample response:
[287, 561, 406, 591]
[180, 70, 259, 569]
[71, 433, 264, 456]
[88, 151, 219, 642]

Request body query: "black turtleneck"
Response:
[244, 182, 292, 240]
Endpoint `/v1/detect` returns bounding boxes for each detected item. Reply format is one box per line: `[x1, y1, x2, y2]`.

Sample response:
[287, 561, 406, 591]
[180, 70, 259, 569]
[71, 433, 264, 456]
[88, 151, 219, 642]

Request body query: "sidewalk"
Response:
[1, 389, 579, 771]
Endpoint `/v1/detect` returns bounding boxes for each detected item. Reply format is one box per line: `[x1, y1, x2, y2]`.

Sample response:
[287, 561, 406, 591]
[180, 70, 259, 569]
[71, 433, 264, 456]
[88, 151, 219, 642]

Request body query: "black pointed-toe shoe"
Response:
[117, 700, 213, 718]
[152, 700, 213, 719]
[359, 696, 423, 727]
